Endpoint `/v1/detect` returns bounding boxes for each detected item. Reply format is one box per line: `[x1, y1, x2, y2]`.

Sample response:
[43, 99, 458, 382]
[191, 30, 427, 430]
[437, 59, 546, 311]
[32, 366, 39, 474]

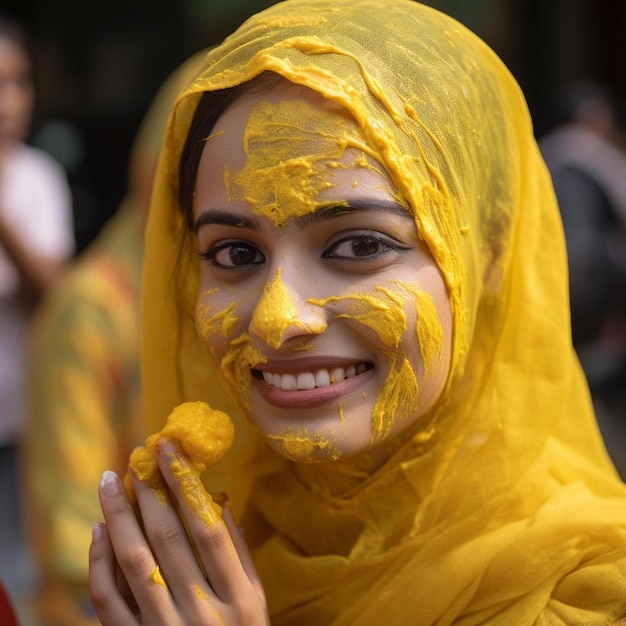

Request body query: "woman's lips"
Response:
[253, 362, 374, 408]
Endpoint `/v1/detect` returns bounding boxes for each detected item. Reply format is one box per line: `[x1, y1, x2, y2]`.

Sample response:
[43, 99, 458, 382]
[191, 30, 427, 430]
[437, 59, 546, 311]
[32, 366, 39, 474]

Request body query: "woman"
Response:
[0, 13, 74, 604]
[89, 0, 626, 623]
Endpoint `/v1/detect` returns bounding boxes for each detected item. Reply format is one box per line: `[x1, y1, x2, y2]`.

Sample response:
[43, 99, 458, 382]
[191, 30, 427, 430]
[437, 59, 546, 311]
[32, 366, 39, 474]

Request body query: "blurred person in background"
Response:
[22, 48, 207, 626]
[0, 12, 75, 608]
[540, 79, 626, 477]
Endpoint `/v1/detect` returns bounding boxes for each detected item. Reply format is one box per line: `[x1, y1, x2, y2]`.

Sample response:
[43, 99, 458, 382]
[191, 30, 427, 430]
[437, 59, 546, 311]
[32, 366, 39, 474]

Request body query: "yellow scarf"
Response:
[142, 1, 626, 622]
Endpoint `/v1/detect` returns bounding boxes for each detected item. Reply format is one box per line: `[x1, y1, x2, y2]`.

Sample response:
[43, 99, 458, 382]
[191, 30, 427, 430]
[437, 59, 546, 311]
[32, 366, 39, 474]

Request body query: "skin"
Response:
[89, 81, 452, 624]
[194, 82, 452, 464]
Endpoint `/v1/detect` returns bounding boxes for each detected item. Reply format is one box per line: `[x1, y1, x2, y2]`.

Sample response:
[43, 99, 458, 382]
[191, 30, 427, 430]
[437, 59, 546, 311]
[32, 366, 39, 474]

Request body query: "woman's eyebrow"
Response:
[193, 198, 412, 232]
[193, 209, 261, 233]
[296, 198, 413, 226]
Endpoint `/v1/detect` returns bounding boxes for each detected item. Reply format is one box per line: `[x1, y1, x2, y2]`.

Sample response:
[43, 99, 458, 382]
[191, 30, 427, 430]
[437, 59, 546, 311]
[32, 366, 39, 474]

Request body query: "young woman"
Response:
[0, 13, 74, 604]
[89, 0, 626, 623]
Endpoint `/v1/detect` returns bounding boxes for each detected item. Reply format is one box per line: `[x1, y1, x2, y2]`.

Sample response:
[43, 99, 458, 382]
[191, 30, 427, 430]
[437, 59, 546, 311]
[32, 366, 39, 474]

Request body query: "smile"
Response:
[256, 363, 371, 391]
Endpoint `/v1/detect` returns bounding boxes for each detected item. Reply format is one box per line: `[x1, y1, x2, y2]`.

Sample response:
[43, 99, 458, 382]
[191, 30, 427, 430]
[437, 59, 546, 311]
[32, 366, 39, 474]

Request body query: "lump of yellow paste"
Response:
[126, 401, 234, 492]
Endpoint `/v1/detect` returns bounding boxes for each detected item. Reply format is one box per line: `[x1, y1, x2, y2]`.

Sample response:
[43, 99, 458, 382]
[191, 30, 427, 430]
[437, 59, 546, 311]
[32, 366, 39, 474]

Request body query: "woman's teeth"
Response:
[261, 363, 369, 391]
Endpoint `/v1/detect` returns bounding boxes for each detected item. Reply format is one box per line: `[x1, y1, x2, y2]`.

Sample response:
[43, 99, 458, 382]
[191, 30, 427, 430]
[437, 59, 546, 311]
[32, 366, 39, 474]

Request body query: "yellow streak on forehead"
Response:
[226, 97, 378, 228]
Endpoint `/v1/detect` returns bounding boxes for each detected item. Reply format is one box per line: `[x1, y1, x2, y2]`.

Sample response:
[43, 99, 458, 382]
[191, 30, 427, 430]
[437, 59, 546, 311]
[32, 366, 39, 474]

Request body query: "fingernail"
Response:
[100, 470, 122, 496]
[156, 438, 177, 462]
[92, 522, 104, 543]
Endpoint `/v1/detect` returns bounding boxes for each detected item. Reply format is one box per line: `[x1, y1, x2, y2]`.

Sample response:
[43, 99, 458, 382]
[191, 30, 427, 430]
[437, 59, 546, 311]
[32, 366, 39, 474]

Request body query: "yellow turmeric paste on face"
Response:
[268, 426, 340, 462]
[413, 288, 443, 373]
[371, 355, 419, 439]
[219, 333, 265, 403]
[227, 97, 383, 228]
[203, 92, 444, 452]
[250, 267, 321, 348]
[125, 402, 234, 519]
[196, 297, 239, 339]
[308, 282, 443, 440]
[309, 286, 407, 348]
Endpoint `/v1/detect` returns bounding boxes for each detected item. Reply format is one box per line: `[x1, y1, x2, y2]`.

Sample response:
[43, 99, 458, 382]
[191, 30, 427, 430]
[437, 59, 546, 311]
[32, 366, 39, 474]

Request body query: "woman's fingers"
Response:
[220, 497, 266, 601]
[94, 470, 180, 626]
[90, 445, 269, 625]
[89, 521, 140, 624]
[127, 462, 217, 609]
[156, 440, 268, 617]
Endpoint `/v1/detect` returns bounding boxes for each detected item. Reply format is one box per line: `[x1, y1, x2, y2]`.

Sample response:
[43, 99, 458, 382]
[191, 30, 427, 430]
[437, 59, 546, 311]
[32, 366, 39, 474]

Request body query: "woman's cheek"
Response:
[309, 284, 416, 440]
[405, 285, 445, 375]
[376, 284, 447, 437]
[221, 334, 265, 406]
[310, 282, 446, 442]
[195, 291, 240, 353]
[196, 294, 263, 408]
[307, 284, 407, 348]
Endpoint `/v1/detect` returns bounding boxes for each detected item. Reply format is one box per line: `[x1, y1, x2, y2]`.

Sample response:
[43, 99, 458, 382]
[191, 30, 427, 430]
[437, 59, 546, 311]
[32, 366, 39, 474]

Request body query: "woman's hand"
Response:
[88, 439, 269, 625]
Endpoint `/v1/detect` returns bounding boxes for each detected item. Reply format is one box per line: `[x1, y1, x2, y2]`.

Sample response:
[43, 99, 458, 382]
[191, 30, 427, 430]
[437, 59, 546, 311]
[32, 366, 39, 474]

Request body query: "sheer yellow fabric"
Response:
[141, 0, 626, 622]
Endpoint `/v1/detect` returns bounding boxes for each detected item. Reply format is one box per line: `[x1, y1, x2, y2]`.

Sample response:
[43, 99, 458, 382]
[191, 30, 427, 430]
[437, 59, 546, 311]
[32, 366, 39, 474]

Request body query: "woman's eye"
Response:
[200, 241, 265, 269]
[324, 233, 405, 261]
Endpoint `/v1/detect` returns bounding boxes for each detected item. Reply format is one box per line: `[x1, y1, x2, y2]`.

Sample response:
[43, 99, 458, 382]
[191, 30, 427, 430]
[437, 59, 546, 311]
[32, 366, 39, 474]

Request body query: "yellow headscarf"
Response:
[142, 0, 626, 622]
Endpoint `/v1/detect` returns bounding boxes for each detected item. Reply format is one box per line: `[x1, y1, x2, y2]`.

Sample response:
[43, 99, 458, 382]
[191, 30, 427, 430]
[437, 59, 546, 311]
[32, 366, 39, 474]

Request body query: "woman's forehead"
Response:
[209, 80, 360, 156]
[197, 80, 403, 225]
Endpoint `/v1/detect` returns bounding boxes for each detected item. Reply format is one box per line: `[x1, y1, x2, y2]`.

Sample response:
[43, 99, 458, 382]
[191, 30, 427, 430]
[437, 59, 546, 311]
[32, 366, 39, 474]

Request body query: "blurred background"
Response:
[1, 0, 625, 623]
[3, 0, 624, 253]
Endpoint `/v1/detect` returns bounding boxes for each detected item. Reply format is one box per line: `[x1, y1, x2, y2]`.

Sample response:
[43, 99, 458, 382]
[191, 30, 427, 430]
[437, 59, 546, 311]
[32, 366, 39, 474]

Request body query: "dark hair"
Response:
[179, 87, 242, 231]
[0, 14, 33, 63]
[178, 71, 285, 230]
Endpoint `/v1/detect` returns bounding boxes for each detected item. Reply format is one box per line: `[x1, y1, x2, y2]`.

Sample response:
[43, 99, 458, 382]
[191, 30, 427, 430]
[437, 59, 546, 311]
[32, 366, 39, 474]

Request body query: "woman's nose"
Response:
[249, 267, 327, 348]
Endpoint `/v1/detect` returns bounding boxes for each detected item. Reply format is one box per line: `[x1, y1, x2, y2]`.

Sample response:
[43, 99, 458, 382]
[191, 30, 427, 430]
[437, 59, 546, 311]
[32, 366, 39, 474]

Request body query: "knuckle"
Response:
[117, 544, 153, 577]
[233, 598, 267, 625]
[195, 520, 230, 551]
[90, 584, 109, 609]
[150, 519, 186, 548]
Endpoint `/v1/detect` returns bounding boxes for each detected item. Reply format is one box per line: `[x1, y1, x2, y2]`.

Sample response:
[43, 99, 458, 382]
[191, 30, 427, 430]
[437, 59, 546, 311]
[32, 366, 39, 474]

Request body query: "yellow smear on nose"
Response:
[250, 268, 323, 347]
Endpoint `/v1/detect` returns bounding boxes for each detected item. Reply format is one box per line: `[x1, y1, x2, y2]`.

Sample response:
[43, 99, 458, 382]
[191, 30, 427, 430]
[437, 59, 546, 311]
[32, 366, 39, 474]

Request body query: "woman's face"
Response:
[0, 36, 33, 148]
[193, 81, 452, 463]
